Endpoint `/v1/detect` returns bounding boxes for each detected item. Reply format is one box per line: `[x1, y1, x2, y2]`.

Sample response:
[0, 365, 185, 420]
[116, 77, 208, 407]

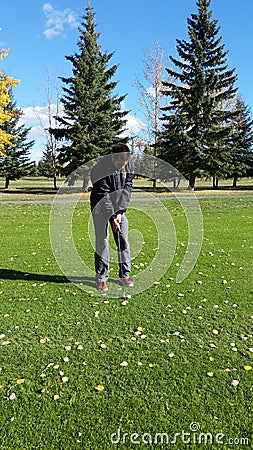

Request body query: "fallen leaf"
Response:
[95, 385, 104, 392]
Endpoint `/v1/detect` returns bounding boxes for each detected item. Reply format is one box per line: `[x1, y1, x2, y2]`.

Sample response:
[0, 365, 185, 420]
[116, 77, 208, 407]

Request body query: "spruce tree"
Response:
[226, 98, 253, 187]
[160, 0, 238, 189]
[52, 4, 128, 184]
[38, 143, 62, 188]
[0, 92, 34, 188]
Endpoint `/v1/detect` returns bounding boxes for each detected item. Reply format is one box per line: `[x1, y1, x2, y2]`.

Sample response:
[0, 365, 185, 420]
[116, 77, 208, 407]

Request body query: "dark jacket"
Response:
[90, 154, 134, 219]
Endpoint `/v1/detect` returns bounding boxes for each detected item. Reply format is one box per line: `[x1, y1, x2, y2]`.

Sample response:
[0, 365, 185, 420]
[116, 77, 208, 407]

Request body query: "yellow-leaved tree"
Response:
[0, 44, 20, 157]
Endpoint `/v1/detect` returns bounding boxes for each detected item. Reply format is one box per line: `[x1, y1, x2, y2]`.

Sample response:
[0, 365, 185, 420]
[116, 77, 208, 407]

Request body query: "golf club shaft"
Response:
[117, 228, 125, 298]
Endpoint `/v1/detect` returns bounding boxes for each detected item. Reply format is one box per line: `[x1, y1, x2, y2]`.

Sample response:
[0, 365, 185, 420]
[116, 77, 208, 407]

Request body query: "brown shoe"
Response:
[96, 281, 108, 291]
[122, 277, 134, 287]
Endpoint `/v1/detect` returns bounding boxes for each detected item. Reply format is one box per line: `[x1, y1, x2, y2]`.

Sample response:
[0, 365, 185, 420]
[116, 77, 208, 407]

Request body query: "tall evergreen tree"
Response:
[0, 92, 34, 188]
[160, 0, 238, 189]
[226, 98, 253, 187]
[51, 4, 128, 184]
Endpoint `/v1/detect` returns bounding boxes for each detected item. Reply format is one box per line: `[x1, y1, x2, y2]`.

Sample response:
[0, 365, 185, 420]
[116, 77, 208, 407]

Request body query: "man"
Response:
[90, 143, 134, 291]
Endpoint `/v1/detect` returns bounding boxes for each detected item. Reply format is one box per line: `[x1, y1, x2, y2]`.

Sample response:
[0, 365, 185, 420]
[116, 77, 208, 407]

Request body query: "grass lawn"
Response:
[0, 196, 252, 449]
[0, 176, 253, 202]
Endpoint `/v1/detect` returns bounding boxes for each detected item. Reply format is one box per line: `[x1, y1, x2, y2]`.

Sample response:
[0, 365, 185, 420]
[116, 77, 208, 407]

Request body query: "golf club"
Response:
[117, 226, 126, 299]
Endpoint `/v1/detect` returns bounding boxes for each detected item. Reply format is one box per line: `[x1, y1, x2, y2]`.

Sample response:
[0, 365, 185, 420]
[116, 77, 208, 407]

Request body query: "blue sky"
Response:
[1, 0, 253, 161]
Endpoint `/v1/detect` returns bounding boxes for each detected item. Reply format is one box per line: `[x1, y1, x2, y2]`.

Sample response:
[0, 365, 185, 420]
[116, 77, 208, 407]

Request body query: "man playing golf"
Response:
[90, 143, 134, 292]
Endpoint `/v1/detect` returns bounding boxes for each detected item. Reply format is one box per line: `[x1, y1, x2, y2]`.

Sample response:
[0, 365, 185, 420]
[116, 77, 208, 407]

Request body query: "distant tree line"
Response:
[0, 0, 252, 190]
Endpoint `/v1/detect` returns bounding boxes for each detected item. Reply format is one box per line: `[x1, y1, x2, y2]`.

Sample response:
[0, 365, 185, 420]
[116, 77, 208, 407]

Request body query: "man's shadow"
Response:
[0, 269, 121, 289]
[0, 268, 95, 288]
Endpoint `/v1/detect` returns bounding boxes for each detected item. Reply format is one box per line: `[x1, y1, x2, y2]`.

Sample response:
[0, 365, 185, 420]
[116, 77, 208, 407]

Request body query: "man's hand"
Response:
[112, 213, 122, 232]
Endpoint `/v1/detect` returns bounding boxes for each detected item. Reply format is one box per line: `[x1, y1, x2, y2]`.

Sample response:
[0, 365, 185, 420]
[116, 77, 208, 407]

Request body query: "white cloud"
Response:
[20, 104, 63, 128]
[42, 3, 78, 39]
[19, 105, 62, 160]
[125, 113, 146, 135]
[19, 106, 47, 142]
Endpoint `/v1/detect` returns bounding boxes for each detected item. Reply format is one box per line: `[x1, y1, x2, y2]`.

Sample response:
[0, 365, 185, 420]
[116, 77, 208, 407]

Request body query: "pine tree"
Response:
[0, 92, 34, 188]
[160, 0, 238, 189]
[51, 4, 128, 186]
[38, 143, 62, 184]
[226, 98, 253, 187]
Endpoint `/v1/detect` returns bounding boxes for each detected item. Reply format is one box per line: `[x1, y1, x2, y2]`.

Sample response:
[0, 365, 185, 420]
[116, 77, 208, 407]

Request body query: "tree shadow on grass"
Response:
[0, 187, 58, 196]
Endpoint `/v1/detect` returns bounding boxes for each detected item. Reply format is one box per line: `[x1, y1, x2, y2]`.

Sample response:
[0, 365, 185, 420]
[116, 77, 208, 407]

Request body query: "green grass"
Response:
[0, 176, 253, 203]
[0, 197, 252, 449]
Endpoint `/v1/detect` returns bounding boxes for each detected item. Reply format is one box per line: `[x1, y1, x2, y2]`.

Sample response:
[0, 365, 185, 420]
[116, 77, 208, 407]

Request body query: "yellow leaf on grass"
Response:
[244, 365, 252, 371]
[95, 385, 104, 392]
[17, 379, 25, 385]
[40, 338, 47, 344]
[100, 343, 107, 349]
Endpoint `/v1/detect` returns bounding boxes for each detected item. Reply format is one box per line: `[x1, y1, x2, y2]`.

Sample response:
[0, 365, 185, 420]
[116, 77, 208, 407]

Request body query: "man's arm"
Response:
[117, 160, 134, 213]
[91, 176, 115, 217]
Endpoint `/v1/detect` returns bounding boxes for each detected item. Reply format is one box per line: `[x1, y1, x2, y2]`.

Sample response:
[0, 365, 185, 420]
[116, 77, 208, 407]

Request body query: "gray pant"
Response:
[92, 212, 131, 283]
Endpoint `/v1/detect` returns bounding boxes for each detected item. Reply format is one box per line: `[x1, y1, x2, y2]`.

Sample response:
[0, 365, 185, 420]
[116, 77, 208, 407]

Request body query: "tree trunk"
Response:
[233, 175, 237, 188]
[152, 159, 157, 189]
[212, 174, 216, 189]
[188, 174, 196, 190]
[212, 175, 219, 189]
[173, 178, 180, 189]
[5, 177, 10, 189]
[82, 177, 89, 192]
[53, 174, 57, 190]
